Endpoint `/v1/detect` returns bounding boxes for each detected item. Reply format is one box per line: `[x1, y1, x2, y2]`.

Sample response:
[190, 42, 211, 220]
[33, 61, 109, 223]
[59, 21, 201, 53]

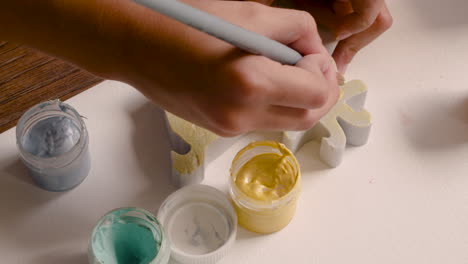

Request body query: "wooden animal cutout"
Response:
[282, 80, 372, 167]
[164, 112, 240, 187]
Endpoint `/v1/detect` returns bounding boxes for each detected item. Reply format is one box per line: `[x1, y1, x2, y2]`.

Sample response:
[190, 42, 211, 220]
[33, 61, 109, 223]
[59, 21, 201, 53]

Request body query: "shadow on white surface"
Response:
[401, 96, 468, 150]
[408, 0, 468, 27]
[1, 156, 64, 200]
[236, 226, 267, 240]
[130, 102, 177, 210]
[0, 156, 83, 254]
[3, 157, 36, 187]
[453, 97, 468, 125]
[295, 141, 330, 173]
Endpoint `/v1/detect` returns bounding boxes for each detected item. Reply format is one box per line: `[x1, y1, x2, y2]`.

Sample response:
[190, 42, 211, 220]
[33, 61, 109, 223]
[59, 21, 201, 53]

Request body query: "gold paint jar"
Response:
[229, 141, 301, 234]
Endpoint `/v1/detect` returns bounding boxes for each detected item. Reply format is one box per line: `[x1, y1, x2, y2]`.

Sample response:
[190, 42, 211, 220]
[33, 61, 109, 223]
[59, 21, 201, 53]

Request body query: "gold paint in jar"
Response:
[229, 141, 301, 234]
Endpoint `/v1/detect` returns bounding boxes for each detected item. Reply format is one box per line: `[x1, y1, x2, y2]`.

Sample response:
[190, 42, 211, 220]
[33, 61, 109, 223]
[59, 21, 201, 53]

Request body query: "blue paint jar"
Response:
[16, 100, 90, 191]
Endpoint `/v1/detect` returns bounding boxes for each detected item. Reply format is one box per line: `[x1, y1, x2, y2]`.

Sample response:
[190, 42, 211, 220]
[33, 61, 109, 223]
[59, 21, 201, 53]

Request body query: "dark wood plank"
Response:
[0, 42, 20, 56]
[0, 71, 101, 131]
[0, 59, 79, 105]
[0, 51, 54, 85]
[0, 46, 29, 67]
[0, 41, 103, 133]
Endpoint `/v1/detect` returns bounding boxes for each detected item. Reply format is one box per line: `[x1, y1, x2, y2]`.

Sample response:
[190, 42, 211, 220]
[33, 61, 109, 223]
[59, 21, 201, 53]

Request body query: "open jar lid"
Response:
[157, 184, 237, 264]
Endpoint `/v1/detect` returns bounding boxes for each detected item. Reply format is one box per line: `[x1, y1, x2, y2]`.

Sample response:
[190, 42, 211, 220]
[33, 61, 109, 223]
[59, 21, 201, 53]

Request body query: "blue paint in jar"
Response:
[16, 100, 90, 192]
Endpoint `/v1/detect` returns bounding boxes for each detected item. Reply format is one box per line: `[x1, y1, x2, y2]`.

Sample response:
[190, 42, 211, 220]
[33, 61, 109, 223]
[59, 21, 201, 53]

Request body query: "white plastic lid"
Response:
[157, 184, 237, 264]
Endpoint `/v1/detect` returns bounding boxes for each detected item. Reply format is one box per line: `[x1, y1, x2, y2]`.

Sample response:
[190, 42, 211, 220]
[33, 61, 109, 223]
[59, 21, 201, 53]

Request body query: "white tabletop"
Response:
[1, 0, 468, 263]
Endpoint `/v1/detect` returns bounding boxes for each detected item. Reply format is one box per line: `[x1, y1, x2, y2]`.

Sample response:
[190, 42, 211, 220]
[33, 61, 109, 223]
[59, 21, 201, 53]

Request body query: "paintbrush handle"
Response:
[135, 0, 303, 65]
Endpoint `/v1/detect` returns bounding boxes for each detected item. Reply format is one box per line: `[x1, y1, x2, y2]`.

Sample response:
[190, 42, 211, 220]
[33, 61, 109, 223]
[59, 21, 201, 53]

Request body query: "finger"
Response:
[265, 53, 337, 109]
[201, 103, 320, 135]
[212, 55, 340, 133]
[256, 69, 340, 131]
[291, 1, 342, 54]
[255, 106, 321, 131]
[197, 1, 329, 56]
[333, 3, 392, 72]
[272, 8, 329, 56]
[336, 0, 384, 39]
[263, 2, 329, 55]
[243, 2, 331, 56]
[295, 0, 339, 30]
[333, 0, 353, 16]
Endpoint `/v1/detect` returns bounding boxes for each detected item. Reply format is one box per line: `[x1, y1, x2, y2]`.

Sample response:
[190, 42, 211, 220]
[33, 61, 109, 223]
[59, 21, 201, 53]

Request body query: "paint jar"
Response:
[158, 184, 237, 264]
[229, 141, 301, 234]
[89, 207, 171, 264]
[16, 100, 90, 191]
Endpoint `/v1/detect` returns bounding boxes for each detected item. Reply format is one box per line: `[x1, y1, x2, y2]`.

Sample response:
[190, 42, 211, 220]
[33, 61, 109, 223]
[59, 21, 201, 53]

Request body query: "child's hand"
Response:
[116, 0, 340, 136]
[1, 0, 339, 137]
[295, 0, 393, 73]
[254, 0, 393, 73]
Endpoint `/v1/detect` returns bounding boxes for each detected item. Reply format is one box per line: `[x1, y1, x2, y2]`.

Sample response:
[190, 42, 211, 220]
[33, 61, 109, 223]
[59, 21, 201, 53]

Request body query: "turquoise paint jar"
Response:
[88, 207, 170, 264]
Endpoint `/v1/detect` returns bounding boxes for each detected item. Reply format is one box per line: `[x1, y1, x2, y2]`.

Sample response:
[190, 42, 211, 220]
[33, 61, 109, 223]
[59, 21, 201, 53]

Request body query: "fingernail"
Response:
[340, 64, 349, 74]
[337, 32, 352, 41]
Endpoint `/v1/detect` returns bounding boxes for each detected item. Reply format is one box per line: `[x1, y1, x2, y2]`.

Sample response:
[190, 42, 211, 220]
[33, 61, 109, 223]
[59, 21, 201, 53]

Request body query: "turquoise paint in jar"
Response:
[16, 100, 90, 191]
[88, 185, 237, 264]
[88, 207, 170, 264]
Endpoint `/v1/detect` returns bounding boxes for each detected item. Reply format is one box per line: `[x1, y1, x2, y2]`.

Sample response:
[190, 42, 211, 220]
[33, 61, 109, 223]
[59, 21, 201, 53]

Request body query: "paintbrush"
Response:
[135, 0, 344, 83]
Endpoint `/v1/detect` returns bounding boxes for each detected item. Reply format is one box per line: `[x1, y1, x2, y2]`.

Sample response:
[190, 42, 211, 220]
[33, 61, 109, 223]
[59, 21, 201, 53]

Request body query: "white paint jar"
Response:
[157, 184, 237, 264]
